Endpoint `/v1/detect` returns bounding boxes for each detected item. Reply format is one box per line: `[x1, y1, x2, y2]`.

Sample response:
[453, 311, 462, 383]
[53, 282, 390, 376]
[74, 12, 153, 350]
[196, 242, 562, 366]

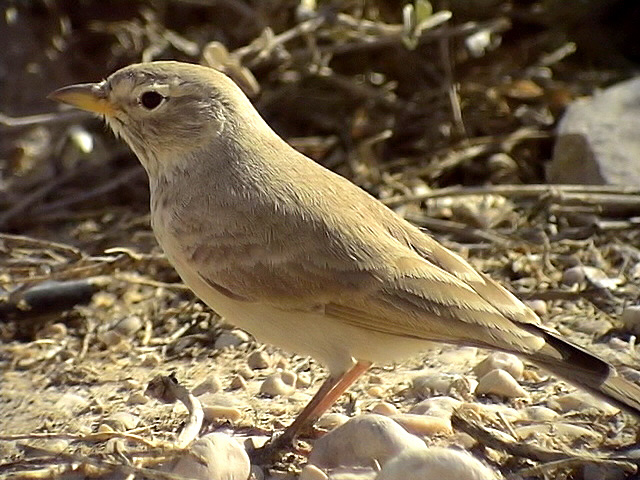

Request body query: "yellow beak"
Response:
[48, 83, 117, 116]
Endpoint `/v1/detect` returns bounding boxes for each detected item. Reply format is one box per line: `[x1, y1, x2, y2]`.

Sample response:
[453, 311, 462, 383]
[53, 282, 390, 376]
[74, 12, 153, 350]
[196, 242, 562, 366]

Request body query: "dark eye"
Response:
[140, 91, 164, 109]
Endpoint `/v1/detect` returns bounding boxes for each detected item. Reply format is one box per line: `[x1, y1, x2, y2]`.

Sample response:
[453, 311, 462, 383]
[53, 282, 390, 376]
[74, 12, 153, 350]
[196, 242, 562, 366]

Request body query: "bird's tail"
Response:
[524, 327, 640, 417]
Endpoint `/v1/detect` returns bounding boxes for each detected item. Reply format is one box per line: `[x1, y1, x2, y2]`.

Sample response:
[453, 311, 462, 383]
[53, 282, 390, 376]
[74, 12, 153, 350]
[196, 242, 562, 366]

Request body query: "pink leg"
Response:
[272, 360, 372, 449]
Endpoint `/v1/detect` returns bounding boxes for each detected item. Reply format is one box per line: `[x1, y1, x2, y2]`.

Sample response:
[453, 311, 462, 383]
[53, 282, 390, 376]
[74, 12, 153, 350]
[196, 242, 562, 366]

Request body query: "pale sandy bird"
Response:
[50, 62, 640, 449]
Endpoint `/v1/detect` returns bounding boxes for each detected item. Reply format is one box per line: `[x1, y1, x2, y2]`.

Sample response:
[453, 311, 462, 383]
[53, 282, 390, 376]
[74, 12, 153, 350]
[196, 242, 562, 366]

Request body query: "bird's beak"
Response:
[48, 82, 117, 116]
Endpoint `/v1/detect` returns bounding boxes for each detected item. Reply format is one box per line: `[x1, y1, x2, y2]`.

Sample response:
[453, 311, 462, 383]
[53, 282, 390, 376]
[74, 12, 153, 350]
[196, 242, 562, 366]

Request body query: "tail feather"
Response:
[524, 327, 640, 417]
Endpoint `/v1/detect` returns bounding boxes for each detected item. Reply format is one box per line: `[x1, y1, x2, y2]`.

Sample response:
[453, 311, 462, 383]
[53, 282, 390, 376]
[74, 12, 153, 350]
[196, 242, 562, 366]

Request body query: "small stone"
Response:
[474, 352, 524, 380]
[316, 413, 349, 431]
[260, 372, 296, 396]
[114, 316, 143, 336]
[548, 391, 619, 415]
[367, 385, 385, 397]
[21, 438, 69, 456]
[622, 305, 640, 335]
[308, 414, 424, 468]
[609, 337, 633, 351]
[368, 374, 384, 385]
[296, 372, 311, 388]
[170, 432, 250, 480]
[524, 299, 547, 316]
[412, 373, 477, 397]
[126, 392, 148, 405]
[123, 379, 142, 390]
[475, 369, 529, 399]
[101, 412, 140, 431]
[409, 396, 462, 419]
[193, 376, 223, 396]
[140, 352, 162, 366]
[54, 392, 89, 414]
[274, 356, 289, 369]
[36, 323, 67, 340]
[214, 329, 250, 349]
[376, 447, 497, 480]
[391, 414, 453, 436]
[247, 350, 271, 370]
[238, 366, 255, 379]
[562, 266, 620, 289]
[562, 266, 586, 286]
[202, 405, 242, 423]
[522, 406, 559, 421]
[371, 402, 398, 416]
[438, 347, 478, 364]
[516, 423, 602, 443]
[229, 375, 247, 390]
[299, 465, 329, 480]
[464, 402, 522, 422]
[99, 330, 124, 347]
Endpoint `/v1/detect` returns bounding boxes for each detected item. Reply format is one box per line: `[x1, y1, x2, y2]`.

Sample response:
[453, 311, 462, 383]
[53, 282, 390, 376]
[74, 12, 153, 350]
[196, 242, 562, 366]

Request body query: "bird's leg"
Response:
[269, 360, 372, 451]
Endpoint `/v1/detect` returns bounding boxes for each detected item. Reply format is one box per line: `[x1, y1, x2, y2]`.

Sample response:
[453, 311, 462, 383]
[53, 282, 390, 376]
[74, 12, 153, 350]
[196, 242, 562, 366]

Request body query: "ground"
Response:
[2, 1, 640, 479]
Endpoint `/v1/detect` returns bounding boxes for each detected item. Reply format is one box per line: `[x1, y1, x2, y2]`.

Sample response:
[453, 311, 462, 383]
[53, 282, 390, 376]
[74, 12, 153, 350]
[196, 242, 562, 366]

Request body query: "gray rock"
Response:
[548, 76, 640, 185]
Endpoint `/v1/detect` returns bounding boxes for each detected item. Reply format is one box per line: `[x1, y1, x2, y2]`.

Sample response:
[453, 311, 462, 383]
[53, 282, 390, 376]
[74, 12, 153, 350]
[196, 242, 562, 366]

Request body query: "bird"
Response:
[50, 61, 640, 450]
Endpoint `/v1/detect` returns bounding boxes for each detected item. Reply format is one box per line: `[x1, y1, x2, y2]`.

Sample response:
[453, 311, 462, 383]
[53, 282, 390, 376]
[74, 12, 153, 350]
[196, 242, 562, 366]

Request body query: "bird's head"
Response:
[49, 61, 258, 176]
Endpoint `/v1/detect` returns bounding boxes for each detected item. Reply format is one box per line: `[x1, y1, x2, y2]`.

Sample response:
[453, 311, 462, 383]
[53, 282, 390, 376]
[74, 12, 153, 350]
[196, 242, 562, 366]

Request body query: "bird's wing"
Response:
[194, 176, 547, 355]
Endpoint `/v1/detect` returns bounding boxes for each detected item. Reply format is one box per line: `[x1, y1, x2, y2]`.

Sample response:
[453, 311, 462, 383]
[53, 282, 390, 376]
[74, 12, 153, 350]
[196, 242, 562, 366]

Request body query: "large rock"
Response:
[376, 447, 497, 480]
[548, 76, 640, 185]
[169, 433, 250, 480]
[308, 414, 424, 469]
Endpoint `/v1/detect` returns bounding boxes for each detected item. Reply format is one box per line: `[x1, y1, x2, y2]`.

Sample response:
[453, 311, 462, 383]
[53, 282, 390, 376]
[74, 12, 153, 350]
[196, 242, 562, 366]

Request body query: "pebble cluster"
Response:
[146, 333, 633, 480]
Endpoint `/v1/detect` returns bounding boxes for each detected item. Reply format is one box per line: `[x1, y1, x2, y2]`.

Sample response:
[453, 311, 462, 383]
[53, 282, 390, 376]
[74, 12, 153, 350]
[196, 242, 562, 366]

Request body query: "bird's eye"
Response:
[140, 91, 165, 110]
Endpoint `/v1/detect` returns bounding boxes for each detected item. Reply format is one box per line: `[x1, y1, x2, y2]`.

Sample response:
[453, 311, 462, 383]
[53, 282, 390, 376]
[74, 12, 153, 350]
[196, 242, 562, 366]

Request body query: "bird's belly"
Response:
[163, 246, 431, 374]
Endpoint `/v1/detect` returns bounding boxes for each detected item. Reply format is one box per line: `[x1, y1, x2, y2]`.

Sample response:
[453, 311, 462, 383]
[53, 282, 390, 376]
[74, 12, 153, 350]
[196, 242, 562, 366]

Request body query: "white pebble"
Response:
[475, 369, 529, 399]
[412, 373, 477, 397]
[259, 372, 296, 396]
[202, 405, 243, 423]
[299, 465, 329, 480]
[296, 372, 312, 388]
[53, 393, 89, 415]
[370, 402, 398, 416]
[170, 432, 250, 480]
[516, 423, 601, 442]
[522, 406, 559, 421]
[409, 396, 462, 419]
[100, 412, 139, 431]
[474, 352, 524, 380]
[193, 376, 222, 396]
[524, 299, 547, 316]
[376, 447, 497, 480]
[247, 350, 271, 369]
[229, 375, 247, 390]
[548, 391, 619, 415]
[308, 414, 424, 469]
[438, 346, 478, 364]
[214, 329, 250, 349]
[316, 413, 349, 431]
[391, 414, 452, 436]
[114, 315, 143, 336]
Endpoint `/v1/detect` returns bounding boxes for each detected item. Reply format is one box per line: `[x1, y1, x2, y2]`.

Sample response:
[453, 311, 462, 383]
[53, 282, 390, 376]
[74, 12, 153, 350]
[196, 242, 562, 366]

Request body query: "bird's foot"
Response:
[249, 430, 313, 465]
